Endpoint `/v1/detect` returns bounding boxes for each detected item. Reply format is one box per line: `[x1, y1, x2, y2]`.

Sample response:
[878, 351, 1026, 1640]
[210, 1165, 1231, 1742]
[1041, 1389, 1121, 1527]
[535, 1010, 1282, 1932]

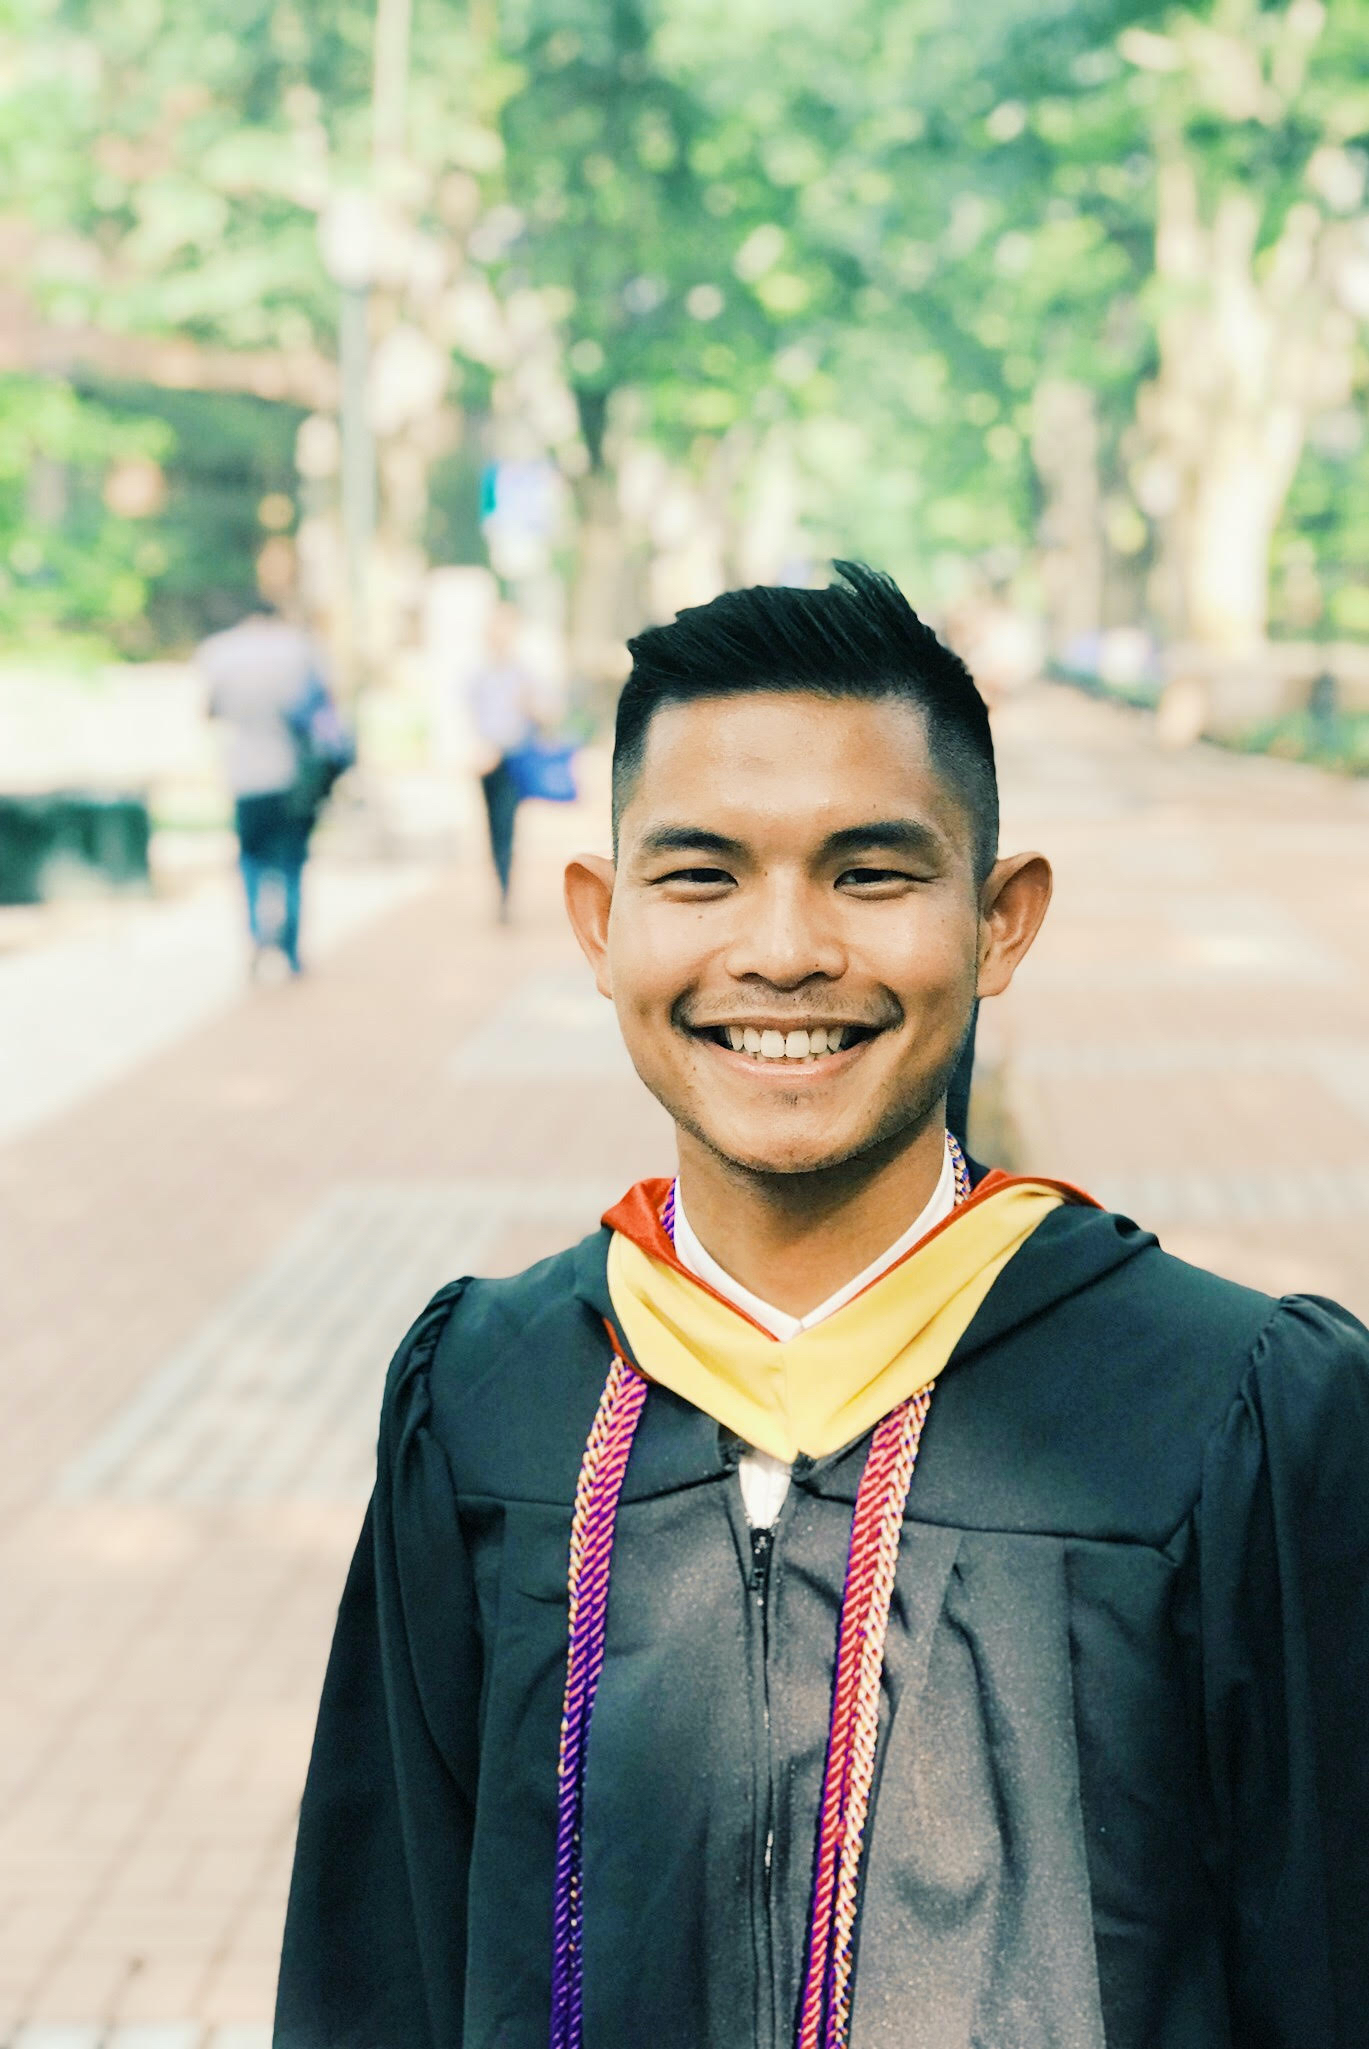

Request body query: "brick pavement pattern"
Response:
[987, 687, 1369, 1316]
[1, 689, 1366, 2042]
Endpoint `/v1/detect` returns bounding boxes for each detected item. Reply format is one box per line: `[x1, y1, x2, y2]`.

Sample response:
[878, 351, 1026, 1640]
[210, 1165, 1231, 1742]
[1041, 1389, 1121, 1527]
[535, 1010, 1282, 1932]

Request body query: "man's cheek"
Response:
[622, 997, 680, 1069]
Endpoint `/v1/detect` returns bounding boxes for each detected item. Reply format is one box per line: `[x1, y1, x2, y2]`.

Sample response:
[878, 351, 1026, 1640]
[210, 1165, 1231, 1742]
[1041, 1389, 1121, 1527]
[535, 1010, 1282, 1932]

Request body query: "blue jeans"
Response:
[235, 792, 309, 970]
[480, 758, 521, 901]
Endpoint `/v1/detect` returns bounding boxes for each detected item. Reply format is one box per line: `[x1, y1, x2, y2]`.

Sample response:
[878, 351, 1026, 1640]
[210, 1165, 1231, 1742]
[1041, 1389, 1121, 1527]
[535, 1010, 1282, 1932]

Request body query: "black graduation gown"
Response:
[274, 1201, 1369, 2049]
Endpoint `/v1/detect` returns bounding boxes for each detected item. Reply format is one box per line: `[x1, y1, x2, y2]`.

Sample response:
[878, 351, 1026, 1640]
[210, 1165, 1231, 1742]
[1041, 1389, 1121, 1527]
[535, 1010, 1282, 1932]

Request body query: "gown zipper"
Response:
[748, 1514, 779, 2046]
[750, 1524, 775, 1604]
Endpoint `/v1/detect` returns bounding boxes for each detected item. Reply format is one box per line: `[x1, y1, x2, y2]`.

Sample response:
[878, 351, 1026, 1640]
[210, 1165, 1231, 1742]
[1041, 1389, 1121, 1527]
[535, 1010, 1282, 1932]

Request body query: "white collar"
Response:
[670, 1136, 957, 1342]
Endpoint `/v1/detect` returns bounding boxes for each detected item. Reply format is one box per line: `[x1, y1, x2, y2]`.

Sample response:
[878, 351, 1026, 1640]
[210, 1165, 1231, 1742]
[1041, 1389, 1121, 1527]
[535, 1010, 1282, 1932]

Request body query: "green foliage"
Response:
[1274, 411, 1369, 638]
[0, 374, 302, 652]
[496, 0, 813, 457]
[105, 383, 304, 647]
[4, 0, 1369, 656]
[0, 375, 172, 648]
[638, 0, 1170, 584]
[0, 0, 372, 351]
[1229, 706, 1369, 775]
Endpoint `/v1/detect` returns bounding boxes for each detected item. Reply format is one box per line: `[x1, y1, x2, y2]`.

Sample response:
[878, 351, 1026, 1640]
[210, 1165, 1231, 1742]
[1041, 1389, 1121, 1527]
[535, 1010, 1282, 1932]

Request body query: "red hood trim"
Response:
[600, 1178, 776, 1334]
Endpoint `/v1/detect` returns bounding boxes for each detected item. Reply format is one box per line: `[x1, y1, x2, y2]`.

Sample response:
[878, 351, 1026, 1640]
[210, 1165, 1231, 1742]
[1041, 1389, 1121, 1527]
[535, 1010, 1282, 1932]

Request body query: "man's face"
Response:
[592, 691, 986, 1178]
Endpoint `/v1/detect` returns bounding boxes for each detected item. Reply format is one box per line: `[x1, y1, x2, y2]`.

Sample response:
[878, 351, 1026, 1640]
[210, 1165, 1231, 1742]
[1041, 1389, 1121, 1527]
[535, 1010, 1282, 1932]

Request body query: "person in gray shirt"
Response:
[199, 607, 331, 976]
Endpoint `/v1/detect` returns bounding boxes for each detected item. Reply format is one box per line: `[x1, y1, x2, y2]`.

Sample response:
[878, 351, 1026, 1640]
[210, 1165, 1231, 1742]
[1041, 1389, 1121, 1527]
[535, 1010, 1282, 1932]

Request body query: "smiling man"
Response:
[276, 565, 1369, 2049]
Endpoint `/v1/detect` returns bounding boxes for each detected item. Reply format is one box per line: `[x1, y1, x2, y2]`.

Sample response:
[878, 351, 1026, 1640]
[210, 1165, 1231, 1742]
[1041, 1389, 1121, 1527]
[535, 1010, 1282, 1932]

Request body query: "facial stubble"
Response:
[647, 1018, 961, 1186]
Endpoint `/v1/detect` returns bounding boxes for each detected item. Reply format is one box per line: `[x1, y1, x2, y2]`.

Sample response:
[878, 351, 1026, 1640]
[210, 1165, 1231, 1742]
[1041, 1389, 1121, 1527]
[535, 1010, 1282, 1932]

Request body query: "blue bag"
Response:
[506, 739, 578, 803]
[285, 672, 357, 818]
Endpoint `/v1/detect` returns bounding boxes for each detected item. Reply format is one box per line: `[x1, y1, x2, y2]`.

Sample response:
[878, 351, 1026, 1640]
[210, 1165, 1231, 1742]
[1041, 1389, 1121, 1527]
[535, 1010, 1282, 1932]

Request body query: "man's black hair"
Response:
[612, 560, 998, 882]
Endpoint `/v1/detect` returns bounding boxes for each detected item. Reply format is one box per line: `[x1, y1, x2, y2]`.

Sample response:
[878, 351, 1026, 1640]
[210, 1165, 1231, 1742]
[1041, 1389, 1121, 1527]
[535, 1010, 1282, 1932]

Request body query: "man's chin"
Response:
[685, 1114, 884, 1182]
[667, 1080, 951, 1186]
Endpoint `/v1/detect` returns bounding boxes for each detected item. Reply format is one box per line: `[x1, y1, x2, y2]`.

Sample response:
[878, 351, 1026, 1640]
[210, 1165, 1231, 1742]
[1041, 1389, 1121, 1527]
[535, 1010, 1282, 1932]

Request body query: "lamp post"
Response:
[318, 190, 380, 706]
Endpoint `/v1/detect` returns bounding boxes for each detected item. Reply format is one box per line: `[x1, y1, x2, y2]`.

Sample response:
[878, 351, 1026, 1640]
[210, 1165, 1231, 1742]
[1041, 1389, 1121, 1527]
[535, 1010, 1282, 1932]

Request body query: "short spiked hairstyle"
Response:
[612, 561, 999, 883]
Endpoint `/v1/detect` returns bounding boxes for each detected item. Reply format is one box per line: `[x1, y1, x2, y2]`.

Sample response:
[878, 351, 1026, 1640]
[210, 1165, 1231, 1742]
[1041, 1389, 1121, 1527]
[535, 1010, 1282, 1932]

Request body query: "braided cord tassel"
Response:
[797, 1134, 971, 2049]
[794, 1395, 931, 2049]
[549, 1343, 648, 2049]
[553, 1138, 970, 2049]
[827, 1389, 930, 2037]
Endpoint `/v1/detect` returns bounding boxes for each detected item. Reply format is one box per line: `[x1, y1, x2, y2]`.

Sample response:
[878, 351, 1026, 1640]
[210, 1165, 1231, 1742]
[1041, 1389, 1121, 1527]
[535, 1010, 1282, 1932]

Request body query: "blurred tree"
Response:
[651, 0, 1169, 628]
[656, 0, 1369, 691]
[3, 0, 1369, 713]
[0, 375, 173, 651]
[492, 0, 852, 683]
[0, 0, 354, 649]
[102, 382, 305, 646]
[1121, 1, 1369, 668]
[0, 0, 489, 662]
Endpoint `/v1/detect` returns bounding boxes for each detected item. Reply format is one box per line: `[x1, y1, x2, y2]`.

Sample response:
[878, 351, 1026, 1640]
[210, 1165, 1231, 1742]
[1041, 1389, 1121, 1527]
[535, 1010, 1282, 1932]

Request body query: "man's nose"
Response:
[721, 876, 845, 988]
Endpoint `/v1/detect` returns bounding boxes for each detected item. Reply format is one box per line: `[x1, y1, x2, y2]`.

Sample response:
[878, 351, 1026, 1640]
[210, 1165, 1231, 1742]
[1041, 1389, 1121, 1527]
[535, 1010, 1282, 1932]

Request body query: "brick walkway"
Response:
[1, 689, 1366, 2043]
[987, 686, 1369, 1319]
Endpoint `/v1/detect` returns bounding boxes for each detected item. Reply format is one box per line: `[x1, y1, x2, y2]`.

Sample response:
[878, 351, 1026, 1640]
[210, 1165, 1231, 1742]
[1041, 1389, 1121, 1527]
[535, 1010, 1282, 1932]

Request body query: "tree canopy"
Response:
[2, 0, 1368, 693]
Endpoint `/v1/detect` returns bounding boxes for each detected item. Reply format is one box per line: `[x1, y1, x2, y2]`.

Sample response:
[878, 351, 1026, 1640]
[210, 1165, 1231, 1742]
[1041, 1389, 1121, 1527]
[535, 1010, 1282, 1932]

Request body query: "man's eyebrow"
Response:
[821, 820, 946, 860]
[634, 825, 748, 859]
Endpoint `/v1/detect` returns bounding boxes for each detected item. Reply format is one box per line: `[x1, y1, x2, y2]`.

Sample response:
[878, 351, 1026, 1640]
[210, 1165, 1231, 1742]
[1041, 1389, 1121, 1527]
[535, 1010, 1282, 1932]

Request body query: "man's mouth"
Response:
[690, 1022, 881, 1064]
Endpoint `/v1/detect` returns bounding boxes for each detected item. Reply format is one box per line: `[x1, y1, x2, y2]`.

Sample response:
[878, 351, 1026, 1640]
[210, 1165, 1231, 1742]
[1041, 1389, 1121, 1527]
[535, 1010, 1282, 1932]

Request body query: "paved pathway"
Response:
[1, 691, 1366, 2041]
[986, 686, 1369, 1317]
[0, 863, 435, 1151]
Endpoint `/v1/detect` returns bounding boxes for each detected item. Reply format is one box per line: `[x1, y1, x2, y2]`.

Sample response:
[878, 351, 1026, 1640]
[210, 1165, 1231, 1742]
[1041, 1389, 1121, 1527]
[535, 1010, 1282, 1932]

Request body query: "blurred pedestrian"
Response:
[468, 602, 537, 923]
[199, 606, 349, 978]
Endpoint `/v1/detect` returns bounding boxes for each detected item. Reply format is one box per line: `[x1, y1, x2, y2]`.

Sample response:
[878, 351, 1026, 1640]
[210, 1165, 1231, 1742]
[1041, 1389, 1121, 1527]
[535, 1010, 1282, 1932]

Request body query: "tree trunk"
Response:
[1185, 410, 1303, 657]
[1126, 1, 1356, 718]
[1137, 157, 1353, 699]
[1030, 379, 1104, 658]
[1178, 189, 1310, 657]
[568, 462, 636, 708]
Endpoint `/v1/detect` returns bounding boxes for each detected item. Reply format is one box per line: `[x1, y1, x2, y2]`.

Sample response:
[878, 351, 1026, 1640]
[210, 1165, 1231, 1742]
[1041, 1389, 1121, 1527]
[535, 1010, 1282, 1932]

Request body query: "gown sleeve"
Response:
[1193, 1293, 1369, 2047]
[274, 1281, 480, 2049]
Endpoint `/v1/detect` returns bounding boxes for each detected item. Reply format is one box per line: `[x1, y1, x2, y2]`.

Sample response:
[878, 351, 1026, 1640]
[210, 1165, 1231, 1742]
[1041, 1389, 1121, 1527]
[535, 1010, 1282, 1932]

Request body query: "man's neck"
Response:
[674, 1114, 951, 1320]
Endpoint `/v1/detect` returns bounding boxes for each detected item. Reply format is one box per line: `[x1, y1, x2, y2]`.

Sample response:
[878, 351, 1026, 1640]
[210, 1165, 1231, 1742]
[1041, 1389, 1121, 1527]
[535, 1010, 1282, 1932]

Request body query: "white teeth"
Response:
[717, 1024, 856, 1060]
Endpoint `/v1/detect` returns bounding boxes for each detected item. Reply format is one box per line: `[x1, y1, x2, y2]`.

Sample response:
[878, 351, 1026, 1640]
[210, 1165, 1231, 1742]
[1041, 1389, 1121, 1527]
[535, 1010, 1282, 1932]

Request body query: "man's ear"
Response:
[564, 854, 616, 998]
[976, 852, 1052, 999]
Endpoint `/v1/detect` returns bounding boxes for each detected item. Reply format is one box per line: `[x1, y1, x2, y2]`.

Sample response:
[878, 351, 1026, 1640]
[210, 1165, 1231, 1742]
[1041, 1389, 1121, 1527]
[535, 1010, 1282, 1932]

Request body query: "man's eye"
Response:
[659, 866, 734, 886]
[837, 866, 918, 888]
